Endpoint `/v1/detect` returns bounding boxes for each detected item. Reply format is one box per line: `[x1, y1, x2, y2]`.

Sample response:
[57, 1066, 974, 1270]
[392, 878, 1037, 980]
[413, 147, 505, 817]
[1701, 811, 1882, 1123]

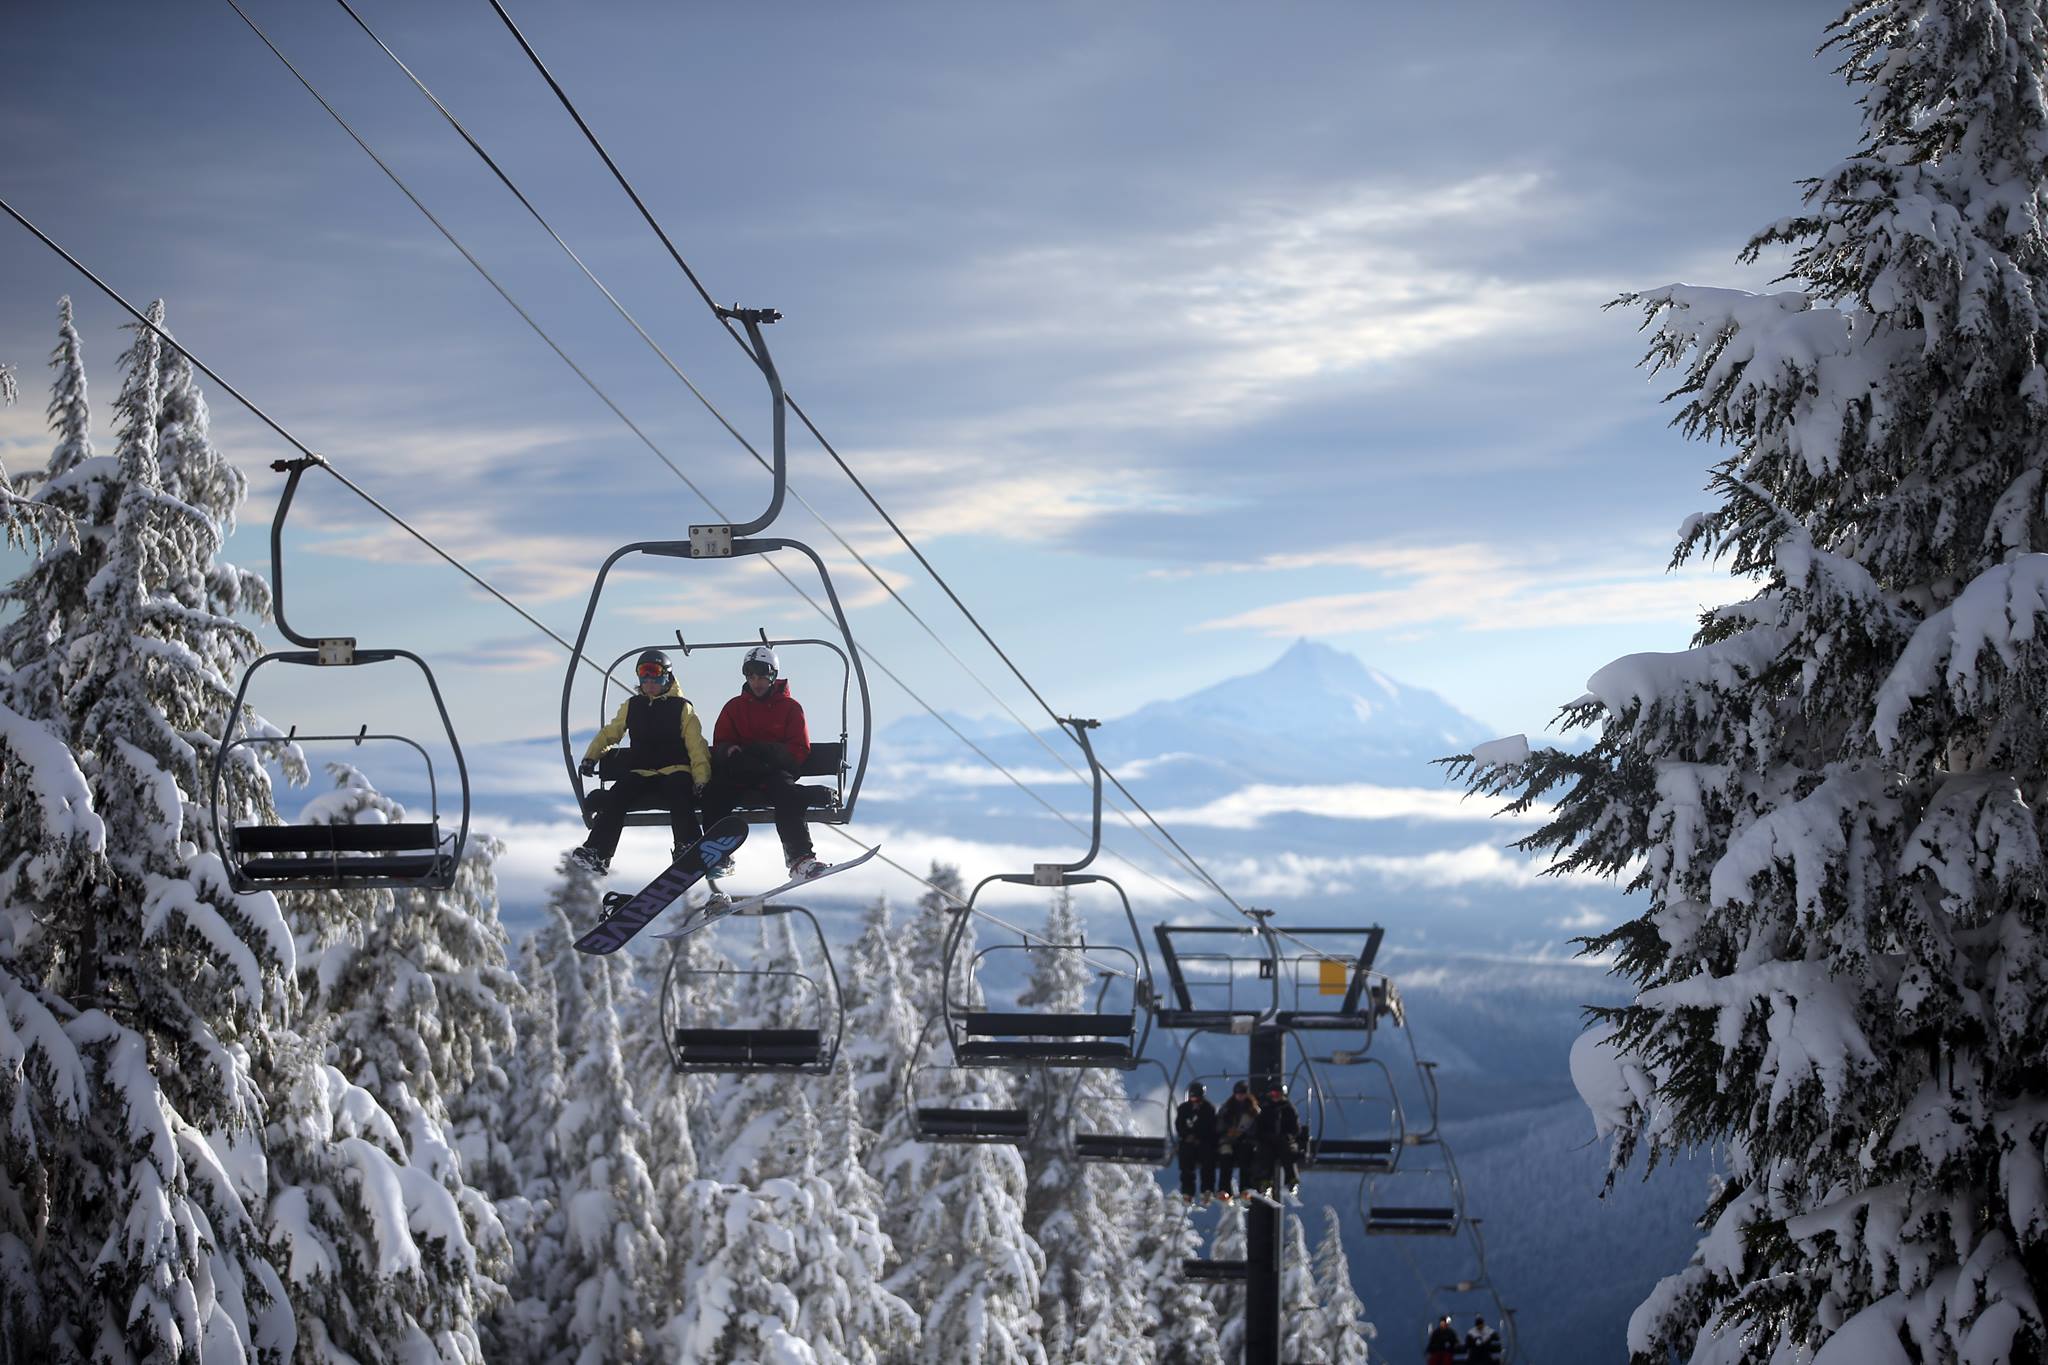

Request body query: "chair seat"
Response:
[915, 1107, 1030, 1140]
[1312, 1138, 1398, 1171]
[1365, 1206, 1459, 1235]
[239, 853, 446, 881]
[1074, 1134, 1169, 1163]
[672, 1027, 825, 1069]
[955, 1040, 1134, 1065]
[1182, 1259, 1249, 1283]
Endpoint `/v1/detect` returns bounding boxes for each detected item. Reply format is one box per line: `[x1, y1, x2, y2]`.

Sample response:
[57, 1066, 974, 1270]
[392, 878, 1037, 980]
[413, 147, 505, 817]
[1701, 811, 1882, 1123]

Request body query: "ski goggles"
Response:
[742, 663, 776, 678]
[636, 662, 669, 682]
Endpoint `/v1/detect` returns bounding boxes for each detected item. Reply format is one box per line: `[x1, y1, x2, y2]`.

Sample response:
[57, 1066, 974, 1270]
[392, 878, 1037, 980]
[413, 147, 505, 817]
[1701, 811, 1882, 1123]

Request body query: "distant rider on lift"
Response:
[700, 645, 826, 880]
[568, 649, 712, 875]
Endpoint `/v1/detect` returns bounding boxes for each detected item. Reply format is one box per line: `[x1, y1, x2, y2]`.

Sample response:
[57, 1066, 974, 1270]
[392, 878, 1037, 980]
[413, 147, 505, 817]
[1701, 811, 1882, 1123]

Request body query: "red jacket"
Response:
[714, 679, 810, 769]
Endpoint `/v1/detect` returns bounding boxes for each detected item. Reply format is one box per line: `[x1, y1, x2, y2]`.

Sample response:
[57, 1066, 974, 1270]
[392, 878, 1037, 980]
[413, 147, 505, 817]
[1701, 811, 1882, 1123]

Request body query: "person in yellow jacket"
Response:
[568, 649, 712, 875]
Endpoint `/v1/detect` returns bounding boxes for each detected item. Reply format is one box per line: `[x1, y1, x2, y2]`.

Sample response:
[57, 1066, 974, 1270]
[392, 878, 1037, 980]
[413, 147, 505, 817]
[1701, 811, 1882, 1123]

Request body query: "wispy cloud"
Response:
[1144, 782, 1548, 830]
[1187, 538, 1756, 637]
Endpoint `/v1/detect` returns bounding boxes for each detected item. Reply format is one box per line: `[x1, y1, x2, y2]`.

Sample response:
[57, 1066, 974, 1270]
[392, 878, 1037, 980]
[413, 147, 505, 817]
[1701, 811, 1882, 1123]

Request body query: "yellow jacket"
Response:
[584, 680, 712, 785]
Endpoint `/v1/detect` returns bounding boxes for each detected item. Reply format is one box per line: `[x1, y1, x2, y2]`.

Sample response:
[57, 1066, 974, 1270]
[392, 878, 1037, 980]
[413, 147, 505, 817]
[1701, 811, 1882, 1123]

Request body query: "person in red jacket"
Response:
[701, 645, 824, 879]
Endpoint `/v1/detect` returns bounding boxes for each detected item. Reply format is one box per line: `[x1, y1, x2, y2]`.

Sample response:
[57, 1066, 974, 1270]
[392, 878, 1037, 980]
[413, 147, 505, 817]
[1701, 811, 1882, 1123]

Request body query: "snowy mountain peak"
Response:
[1103, 639, 1492, 779]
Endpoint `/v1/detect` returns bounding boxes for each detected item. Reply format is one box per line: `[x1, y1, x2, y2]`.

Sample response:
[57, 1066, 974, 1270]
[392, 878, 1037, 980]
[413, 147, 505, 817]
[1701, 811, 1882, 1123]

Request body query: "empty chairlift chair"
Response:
[905, 1015, 1031, 1144]
[1295, 1052, 1408, 1176]
[660, 904, 843, 1074]
[1069, 1055, 1172, 1165]
[940, 718, 1156, 1072]
[210, 458, 468, 894]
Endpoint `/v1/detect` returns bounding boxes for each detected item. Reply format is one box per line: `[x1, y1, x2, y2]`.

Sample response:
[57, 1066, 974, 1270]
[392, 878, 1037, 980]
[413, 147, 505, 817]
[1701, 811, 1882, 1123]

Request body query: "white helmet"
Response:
[742, 644, 780, 677]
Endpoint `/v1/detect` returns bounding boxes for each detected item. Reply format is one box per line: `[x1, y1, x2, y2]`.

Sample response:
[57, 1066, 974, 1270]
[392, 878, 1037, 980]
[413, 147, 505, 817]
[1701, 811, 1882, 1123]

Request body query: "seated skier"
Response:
[1464, 1316, 1502, 1364]
[699, 645, 827, 881]
[1174, 1082, 1220, 1203]
[1425, 1315, 1460, 1365]
[568, 649, 712, 875]
[1252, 1081, 1302, 1196]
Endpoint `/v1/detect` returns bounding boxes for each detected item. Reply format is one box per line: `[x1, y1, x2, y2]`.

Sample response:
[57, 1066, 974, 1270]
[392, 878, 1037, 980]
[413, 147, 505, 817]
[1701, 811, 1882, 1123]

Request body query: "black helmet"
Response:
[635, 650, 672, 686]
[1187, 1082, 1205, 1099]
[1267, 1081, 1288, 1099]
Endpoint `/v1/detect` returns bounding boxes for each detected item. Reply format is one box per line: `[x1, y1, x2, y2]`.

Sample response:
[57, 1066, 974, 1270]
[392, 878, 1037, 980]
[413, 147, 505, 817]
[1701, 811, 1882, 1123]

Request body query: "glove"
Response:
[578, 757, 599, 778]
[722, 744, 742, 760]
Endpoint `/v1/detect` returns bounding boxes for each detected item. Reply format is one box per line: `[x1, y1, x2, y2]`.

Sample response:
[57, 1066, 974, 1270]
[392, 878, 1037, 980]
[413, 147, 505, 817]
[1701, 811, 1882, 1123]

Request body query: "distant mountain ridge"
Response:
[884, 638, 1494, 784]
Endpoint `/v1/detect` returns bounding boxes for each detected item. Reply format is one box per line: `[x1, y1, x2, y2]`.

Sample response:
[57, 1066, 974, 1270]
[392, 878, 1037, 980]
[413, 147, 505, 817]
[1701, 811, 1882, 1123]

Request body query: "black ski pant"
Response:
[1178, 1143, 1219, 1198]
[584, 769, 701, 860]
[1216, 1146, 1254, 1195]
[701, 770, 814, 867]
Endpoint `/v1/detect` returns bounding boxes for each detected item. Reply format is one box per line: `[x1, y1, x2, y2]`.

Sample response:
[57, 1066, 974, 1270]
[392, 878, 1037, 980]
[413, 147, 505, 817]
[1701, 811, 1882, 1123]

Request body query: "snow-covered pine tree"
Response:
[811, 1061, 918, 1362]
[661, 1177, 815, 1363]
[0, 299, 79, 552]
[527, 894, 666, 1365]
[882, 863, 1050, 1365]
[1278, 1213, 1330, 1365]
[0, 301, 297, 1360]
[901, 861, 968, 1002]
[1206, 1202, 1248, 1362]
[1128, 1182, 1224, 1365]
[843, 896, 921, 1138]
[488, 934, 569, 1361]
[899, 1130, 1047, 1365]
[1458, 4, 2048, 1362]
[1015, 892, 1151, 1362]
[1310, 1208, 1373, 1365]
[271, 765, 514, 1358]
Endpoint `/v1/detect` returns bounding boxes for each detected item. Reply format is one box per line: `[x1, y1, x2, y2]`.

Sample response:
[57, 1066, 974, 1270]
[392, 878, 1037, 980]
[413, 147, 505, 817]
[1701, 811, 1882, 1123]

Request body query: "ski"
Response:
[652, 844, 881, 939]
[574, 816, 748, 955]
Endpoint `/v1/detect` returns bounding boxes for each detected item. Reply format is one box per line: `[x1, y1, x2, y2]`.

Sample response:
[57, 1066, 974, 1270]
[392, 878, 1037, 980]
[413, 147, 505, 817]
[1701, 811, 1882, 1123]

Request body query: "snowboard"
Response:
[574, 816, 748, 956]
[652, 843, 882, 940]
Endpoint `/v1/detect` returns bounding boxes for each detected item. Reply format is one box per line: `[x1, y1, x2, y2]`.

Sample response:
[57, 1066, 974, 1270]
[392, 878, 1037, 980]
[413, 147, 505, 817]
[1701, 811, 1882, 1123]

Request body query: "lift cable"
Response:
[320, 0, 1214, 897]
[232, 0, 1207, 907]
[0, 193, 1150, 978]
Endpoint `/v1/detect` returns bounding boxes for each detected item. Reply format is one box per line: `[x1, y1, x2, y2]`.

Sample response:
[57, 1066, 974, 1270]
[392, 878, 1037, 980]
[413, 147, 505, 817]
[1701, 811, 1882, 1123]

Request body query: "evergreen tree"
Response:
[0, 301, 295, 1360]
[1310, 1208, 1373, 1365]
[1207, 1202, 1247, 1363]
[1016, 892, 1150, 1361]
[1129, 1183, 1223, 1365]
[843, 896, 921, 1138]
[662, 1178, 815, 1363]
[488, 936, 569, 1362]
[1278, 1213, 1330, 1365]
[811, 1062, 918, 1362]
[900, 1135, 1046, 1365]
[0, 300, 77, 551]
[528, 899, 666, 1365]
[1460, 4, 2048, 1361]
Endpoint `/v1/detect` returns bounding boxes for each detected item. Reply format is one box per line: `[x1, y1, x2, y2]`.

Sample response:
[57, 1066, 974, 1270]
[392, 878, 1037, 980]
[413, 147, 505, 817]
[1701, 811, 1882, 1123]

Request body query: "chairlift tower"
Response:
[1156, 912, 1389, 1365]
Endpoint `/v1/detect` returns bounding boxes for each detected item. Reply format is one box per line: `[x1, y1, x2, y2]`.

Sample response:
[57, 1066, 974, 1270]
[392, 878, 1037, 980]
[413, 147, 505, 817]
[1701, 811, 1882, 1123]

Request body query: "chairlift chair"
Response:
[210, 459, 469, 894]
[940, 718, 1155, 1070]
[1068, 1054, 1172, 1166]
[659, 902, 844, 1074]
[1290, 1050, 1408, 1175]
[559, 305, 871, 835]
[1359, 1150, 1466, 1237]
[905, 1014, 1031, 1144]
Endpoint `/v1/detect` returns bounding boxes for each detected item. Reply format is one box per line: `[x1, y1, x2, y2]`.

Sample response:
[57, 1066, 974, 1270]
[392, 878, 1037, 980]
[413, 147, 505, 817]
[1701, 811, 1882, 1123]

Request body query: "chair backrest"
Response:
[796, 740, 844, 779]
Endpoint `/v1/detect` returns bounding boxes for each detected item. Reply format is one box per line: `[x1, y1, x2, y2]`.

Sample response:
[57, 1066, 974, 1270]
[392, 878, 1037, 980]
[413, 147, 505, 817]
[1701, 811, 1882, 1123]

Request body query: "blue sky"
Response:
[1, 1, 1859, 756]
